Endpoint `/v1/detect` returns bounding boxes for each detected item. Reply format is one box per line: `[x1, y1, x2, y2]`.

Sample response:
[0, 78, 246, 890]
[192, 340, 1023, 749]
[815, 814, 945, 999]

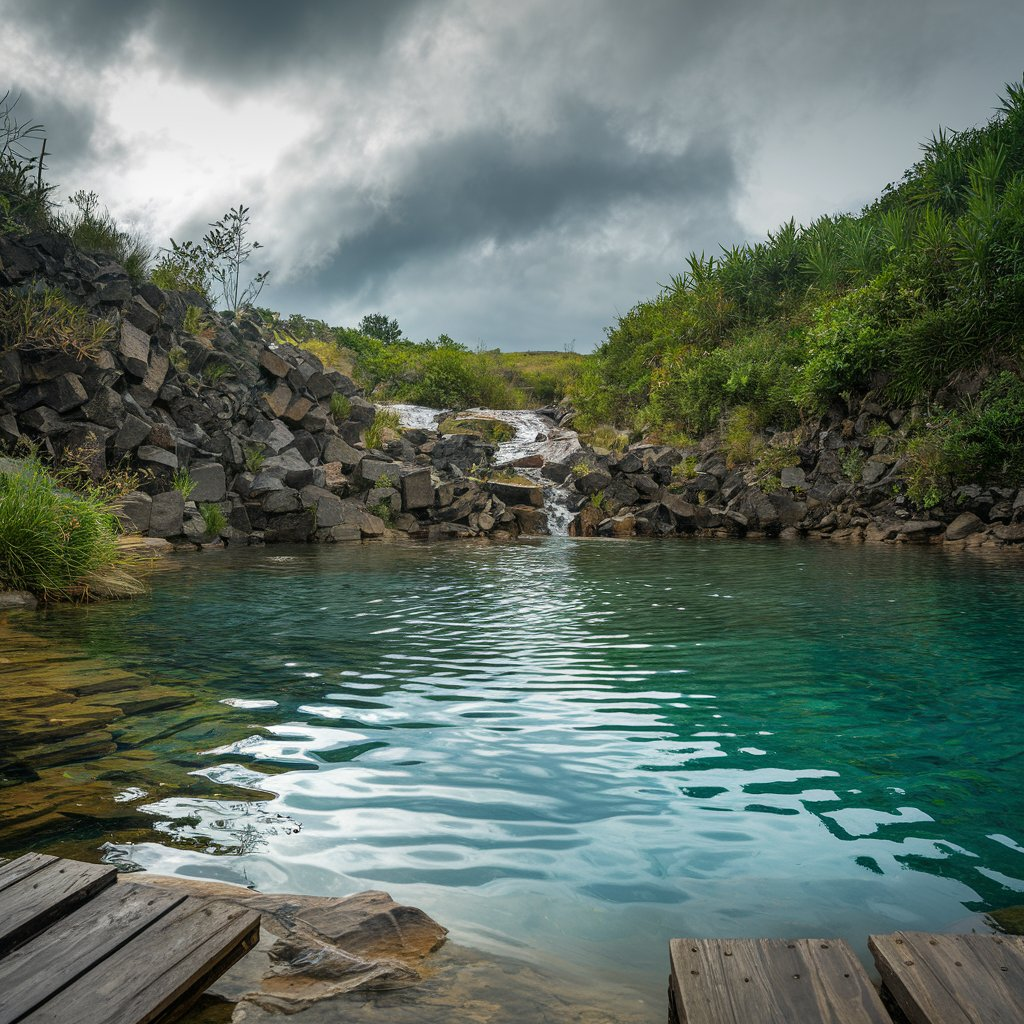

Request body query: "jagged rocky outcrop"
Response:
[541, 404, 1024, 549]
[0, 232, 523, 546]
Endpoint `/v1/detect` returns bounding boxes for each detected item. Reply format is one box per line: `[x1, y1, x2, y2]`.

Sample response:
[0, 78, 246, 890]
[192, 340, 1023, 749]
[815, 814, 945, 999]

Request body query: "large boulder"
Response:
[401, 468, 434, 511]
[149, 490, 185, 537]
[189, 463, 226, 502]
[485, 480, 543, 507]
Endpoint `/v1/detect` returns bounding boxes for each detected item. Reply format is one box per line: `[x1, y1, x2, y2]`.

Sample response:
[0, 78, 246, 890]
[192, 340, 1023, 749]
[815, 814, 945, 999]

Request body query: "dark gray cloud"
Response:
[4, 0, 1024, 349]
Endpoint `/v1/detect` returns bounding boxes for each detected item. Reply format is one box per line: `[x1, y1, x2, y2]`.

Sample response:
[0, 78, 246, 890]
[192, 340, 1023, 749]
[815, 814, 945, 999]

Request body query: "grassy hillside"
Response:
[571, 79, 1024, 497]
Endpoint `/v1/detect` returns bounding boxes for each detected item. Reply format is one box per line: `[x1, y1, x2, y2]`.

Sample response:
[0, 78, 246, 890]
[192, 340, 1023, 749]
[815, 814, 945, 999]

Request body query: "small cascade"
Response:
[387, 404, 583, 535]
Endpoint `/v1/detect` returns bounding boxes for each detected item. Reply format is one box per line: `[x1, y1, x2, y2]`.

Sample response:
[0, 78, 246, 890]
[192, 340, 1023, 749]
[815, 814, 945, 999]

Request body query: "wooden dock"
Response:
[670, 930, 1024, 1023]
[0, 853, 260, 1024]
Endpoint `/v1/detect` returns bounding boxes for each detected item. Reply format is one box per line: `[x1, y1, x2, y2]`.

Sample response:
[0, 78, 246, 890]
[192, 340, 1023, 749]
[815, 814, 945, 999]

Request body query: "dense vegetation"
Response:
[266, 312, 582, 409]
[0, 458, 141, 601]
[572, 80, 1024, 492]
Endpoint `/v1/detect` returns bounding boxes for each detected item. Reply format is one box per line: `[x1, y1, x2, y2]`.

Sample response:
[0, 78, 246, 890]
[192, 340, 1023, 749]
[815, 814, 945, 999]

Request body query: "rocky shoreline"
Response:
[2, 229, 1021, 561]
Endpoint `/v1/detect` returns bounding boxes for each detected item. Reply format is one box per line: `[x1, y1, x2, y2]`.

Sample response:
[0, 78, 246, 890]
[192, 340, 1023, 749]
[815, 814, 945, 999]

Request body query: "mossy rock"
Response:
[987, 905, 1024, 934]
[439, 417, 515, 444]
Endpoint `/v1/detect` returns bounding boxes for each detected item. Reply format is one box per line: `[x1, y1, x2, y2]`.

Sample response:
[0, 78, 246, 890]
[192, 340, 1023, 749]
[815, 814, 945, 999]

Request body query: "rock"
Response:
[305, 371, 335, 400]
[44, 373, 88, 413]
[322, 436, 363, 469]
[570, 505, 605, 537]
[897, 520, 945, 542]
[575, 469, 612, 495]
[116, 491, 152, 533]
[598, 513, 636, 537]
[137, 445, 178, 472]
[540, 462, 570, 484]
[82, 386, 125, 428]
[113, 413, 152, 451]
[992, 523, 1024, 544]
[485, 480, 543, 507]
[189, 463, 227, 502]
[300, 485, 344, 527]
[264, 509, 316, 543]
[0, 590, 38, 610]
[860, 458, 889, 485]
[945, 512, 985, 541]
[339, 502, 386, 537]
[780, 466, 806, 489]
[53, 423, 112, 480]
[360, 460, 400, 486]
[117, 322, 151, 378]
[149, 490, 185, 537]
[262, 488, 301, 514]
[511, 454, 544, 468]
[124, 295, 160, 334]
[401, 468, 434, 511]
[511, 505, 548, 534]
[19, 405, 64, 435]
[259, 347, 291, 378]
[249, 418, 295, 454]
[259, 381, 292, 419]
[348, 396, 377, 425]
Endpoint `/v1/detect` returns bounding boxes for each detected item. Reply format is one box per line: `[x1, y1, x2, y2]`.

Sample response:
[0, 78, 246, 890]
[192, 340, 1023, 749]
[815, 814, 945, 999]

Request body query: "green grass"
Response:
[0, 287, 112, 359]
[329, 393, 351, 421]
[0, 458, 141, 601]
[366, 409, 401, 449]
[199, 502, 227, 536]
[171, 468, 196, 499]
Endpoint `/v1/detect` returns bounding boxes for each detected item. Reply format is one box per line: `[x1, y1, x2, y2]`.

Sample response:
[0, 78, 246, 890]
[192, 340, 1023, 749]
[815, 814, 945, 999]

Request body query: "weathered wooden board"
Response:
[0, 853, 55, 894]
[22, 896, 261, 1024]
[870, 931, 1024, 1024]
[0, 883, 186, 1024]
[0, 857, 116, 955]
[669, 937, 891, 1024]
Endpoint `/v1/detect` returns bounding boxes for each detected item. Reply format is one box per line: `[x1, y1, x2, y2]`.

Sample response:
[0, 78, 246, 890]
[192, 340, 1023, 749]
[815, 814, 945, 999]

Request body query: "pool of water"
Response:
[6, 538, 1024, 1018]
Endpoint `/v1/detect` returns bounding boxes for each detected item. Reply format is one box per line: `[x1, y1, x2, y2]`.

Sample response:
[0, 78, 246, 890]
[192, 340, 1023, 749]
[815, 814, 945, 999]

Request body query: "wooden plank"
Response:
[0, 883, 186, 1024]
[670, 937, 891, 1024]
[870, 931, 1024, 1024]
[0, 854, 55, 895]
[23, 897, 261, 1024]
[0, 858, 116, 956]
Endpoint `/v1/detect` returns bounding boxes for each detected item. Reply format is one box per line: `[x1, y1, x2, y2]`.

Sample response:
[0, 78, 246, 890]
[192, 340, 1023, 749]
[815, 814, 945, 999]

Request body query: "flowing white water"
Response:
[386, 404, 583, 534]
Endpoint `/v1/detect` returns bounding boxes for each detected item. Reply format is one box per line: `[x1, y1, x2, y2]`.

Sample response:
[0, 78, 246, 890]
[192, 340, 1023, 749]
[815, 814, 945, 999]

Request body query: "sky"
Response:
[3, 1, 1023, 351]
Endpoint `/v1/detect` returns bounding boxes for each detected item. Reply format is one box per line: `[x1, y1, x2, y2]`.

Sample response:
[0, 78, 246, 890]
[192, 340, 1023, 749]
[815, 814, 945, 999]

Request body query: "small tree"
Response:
[203, 205, 269, 311]
[359, 312, 403, 344]
[154, 204, 269, 311]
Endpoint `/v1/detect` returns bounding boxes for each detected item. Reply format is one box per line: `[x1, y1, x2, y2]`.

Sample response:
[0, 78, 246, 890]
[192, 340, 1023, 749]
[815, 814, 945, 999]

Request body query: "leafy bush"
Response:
[0, 458, 141, 601]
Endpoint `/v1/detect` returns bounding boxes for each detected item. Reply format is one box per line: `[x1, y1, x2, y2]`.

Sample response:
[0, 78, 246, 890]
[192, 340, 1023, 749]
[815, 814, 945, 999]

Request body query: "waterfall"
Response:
[385, 404, 583, 535]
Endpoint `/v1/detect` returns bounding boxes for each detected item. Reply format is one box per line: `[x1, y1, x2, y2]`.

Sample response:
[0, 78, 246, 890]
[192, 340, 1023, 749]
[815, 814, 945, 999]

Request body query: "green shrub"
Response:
[168, 346, 189, 372]
[244, 446, 265, 472]
[54, 190, 151, 286]
[367, 499, 395, 525]
[0, 458, 141, 601]
[723, 407, 764, 467]
[200, 502, 227, 536]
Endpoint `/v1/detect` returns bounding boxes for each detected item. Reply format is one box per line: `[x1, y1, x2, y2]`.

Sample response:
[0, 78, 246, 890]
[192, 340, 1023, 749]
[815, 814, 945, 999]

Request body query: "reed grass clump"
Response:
[0, 459, 141, 601]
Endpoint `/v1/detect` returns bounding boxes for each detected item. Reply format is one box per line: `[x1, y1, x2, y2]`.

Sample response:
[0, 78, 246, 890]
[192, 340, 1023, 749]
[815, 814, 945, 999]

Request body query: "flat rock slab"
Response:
[669, 937, 890, 1024]
[870, 931, 1024, 1023]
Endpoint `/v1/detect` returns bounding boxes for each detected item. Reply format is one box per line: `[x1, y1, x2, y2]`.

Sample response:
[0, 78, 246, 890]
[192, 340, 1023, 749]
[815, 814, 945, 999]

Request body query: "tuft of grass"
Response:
[0, 286, 112, 358]
[672, 455, 699, 481]
[571, 461, 591, 477]
[840, 447, 865, 482]
[171, 468, 195, 499]
[183, 304, 215, 340]
[53, 190, 152, 286]
[723, 406, 764, 468]
[199, 502, 227, 536]
[0, 458, 142, 601]
[202, 361, 232, 384]
[330, 393, 351, 421]
[366, 409, 401, 449]
[168, 346, 189, 373]
[244, 446, 265, 473]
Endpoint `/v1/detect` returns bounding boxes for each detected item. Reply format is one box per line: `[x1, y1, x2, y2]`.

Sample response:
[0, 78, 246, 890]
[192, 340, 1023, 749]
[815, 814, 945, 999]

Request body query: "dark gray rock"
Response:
[945, 512, 984, 541]
[264, 509, 316, 543]
[124, 295, 160, 334]
[348, 396, 377, 425]
[322, 436, 363, 469]
[190, 462, 227, 502]
[114, 413, 152, 451]
[118, 321, 152, 378]
[137, 445, 178, 471]
[0, 351, 22, 398]
[44, 373, 88, 413]
[117, 491, 153, 533]
[82, 386, 125, 428]
[575, 469, 612, 495]
[401, 468, 434, 510]
[150, 490, 185, 537]
[19, 405, 64, 435]
[0, 590, 38, 610]
[262, 488, 302, 514]
[300, 485, 344, 527]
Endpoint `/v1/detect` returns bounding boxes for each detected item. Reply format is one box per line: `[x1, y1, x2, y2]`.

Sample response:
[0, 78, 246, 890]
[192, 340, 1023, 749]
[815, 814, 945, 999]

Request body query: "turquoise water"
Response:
[16, 538, 1024, 1015]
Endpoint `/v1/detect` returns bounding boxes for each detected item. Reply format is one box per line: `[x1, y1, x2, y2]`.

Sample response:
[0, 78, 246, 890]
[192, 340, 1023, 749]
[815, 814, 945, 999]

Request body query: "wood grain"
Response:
[669, 937, 891, 1023]
[869, 931, 1024, 1024]
[0, 883, 185, 1024]
[21, 897, 260, 1024]
[0, 854, 55, 895]
[0, 858, 116, 956]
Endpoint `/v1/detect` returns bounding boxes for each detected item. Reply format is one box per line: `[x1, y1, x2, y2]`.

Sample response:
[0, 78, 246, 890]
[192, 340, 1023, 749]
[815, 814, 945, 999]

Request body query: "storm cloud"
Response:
[3, 0, 1023, 348]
